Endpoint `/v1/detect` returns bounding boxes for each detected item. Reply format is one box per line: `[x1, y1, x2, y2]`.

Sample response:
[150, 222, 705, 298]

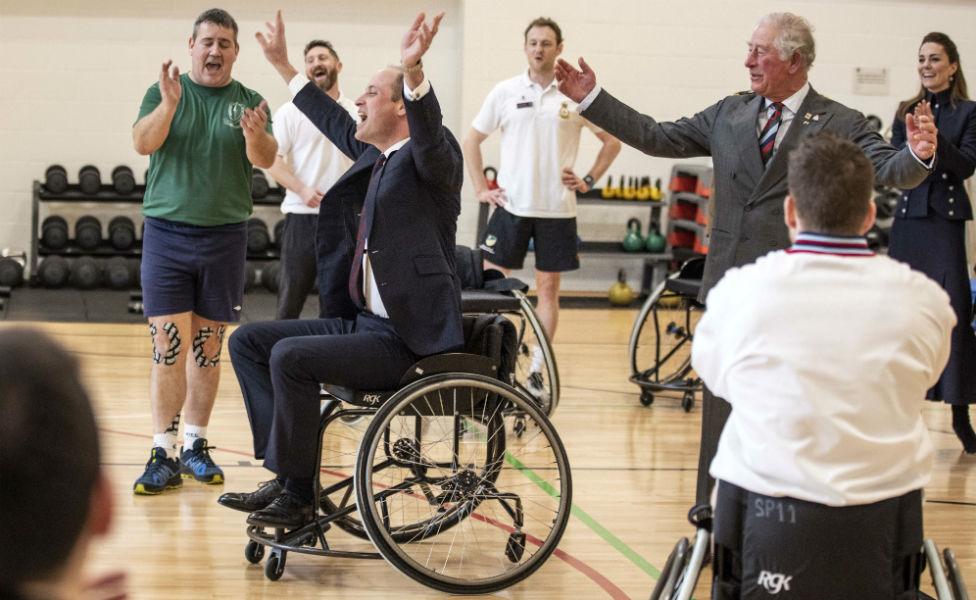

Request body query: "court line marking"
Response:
[100, 427, 636, 600]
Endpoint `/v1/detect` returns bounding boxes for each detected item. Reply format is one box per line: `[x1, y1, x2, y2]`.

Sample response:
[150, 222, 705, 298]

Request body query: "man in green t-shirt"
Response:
[131, 7, 277, 495]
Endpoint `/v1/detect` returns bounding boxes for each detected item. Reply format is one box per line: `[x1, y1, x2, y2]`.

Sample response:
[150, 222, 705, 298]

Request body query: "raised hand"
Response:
[555, 57, 597, 103]
[241, 100, 270, 139]
[159, 60, 182, 107]
[401, 11, 443, 67]
[255, 10, 298, 82]
[905, 99, 938, 161]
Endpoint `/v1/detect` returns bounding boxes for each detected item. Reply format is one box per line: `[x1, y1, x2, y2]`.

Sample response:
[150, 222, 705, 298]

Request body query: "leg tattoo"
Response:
[192, 325, 226, 368]
[149, 322, 182, 365]
[165, 412, 181, 436]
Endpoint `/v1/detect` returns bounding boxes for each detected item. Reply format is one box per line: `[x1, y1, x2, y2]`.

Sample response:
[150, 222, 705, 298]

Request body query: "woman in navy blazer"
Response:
[889, 32, 976, 453]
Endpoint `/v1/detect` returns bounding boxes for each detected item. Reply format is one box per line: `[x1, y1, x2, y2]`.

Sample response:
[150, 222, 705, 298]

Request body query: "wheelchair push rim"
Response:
[354, 373, 572, 594]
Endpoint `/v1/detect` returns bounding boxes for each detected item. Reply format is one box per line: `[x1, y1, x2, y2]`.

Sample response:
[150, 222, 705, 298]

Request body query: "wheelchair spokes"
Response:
[356, 375, 571, 593]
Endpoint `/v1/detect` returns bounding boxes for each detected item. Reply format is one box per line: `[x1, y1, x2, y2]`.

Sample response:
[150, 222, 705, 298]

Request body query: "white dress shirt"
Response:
[692, 232, 955, 506]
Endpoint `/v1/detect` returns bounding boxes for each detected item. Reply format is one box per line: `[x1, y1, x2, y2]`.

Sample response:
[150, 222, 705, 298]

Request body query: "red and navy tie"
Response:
[758, 101, 784, 166]
[348, 154, 387, 309]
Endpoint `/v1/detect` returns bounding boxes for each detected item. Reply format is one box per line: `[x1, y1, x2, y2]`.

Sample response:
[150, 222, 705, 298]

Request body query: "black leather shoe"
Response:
[247, 492, 314, 528]
[218, 479, 284, 513]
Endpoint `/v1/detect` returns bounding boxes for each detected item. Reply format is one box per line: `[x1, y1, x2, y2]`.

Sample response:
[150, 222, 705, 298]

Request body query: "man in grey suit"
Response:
[555, 12, 939, 505]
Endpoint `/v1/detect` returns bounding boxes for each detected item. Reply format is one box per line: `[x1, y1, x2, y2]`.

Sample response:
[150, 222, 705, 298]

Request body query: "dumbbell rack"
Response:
[30, 180, 286, 286]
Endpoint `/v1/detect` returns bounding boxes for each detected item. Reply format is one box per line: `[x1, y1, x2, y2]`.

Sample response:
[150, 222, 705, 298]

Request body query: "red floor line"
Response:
[100, 426, 634, 599]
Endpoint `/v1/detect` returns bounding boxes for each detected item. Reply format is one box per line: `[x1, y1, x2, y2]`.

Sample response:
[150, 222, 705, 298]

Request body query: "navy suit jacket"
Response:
[293, 81, 464, 356]
[892, 95, 976, 221]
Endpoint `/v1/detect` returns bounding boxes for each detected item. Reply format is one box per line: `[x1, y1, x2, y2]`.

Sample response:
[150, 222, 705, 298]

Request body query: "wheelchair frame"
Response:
[649, 506, 971, 600]
[460, 288, 560, 419]
[628, 258, 705, 412]
[238, 335, 572, 594]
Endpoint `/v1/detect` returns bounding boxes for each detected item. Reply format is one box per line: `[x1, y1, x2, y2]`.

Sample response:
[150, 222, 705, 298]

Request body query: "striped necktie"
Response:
[758, 101, 785, 166]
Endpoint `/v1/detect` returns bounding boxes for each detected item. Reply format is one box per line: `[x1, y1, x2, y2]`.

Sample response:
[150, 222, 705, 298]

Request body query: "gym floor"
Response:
[3, 305, 973, 599]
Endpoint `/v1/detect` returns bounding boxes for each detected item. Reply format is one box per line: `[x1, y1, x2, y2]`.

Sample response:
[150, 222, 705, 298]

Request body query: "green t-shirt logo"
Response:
[224, 102, 246, 129]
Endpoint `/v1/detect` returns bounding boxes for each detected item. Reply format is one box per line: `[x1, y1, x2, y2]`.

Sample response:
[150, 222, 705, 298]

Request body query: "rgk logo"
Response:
[757, 570, 792, 594]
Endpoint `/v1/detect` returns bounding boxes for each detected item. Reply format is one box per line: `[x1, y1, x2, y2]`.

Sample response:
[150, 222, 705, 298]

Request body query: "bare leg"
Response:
[534, 270, 561, 341]
[184, 313, 226, 428]
[149, 311, 192, 435]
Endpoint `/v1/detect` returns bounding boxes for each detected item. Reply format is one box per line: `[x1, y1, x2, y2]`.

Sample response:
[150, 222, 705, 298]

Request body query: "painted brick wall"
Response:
[1, 0, 972, 290]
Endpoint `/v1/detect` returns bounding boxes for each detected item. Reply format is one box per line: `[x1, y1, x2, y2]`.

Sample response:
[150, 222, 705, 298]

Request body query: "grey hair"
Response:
[758, 12, 816, 68]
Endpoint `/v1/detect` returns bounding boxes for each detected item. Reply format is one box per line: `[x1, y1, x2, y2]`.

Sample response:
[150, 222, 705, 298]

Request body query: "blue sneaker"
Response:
[133, 447, 182, 495]
[180, 438, 224, 484]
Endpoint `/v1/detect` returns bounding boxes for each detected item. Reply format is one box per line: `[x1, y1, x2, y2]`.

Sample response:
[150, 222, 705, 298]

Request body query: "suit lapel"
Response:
[754, 87, 833, 197]
[733, 94, 766, 193]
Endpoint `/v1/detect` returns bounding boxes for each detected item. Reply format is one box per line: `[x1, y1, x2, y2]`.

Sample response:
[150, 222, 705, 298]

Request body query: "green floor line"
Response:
[505, 451, 662, 580]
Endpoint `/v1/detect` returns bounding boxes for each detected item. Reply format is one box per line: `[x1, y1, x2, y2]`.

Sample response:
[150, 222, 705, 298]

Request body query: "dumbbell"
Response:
[273, 219, 286, 249]
[243, 262, 259, 293]
[252, 169, 270, 199]
[108, 216, 136, 250]
[78, 165, 102, 195]
[112, 165, 136, 195]
[103, 256, 135, 290]
[0, 253, 26, 287]
[247, 218, 271, 253]
[37, 256, 70, 288]
[75, 216, 103, 250]
[41, 215, 69, 250]
[70, 256, 101, 290]
[44, 165, 69, 194]
[261, 261, 281, 293]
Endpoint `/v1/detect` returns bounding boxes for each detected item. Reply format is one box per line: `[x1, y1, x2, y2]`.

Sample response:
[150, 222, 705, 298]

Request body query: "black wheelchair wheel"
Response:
[264, 550, 286, 581]
[244, 540, 264, 564]
[511, 290, 560, 416]
[629, 289, 702, 386]
[355, 373, 572, 594]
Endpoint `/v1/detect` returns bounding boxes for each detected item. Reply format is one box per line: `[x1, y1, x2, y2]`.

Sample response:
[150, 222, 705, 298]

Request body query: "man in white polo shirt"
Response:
[268, 39, 358, 319]
[692, 133, 954, 599]
[463, 17, 620, 389]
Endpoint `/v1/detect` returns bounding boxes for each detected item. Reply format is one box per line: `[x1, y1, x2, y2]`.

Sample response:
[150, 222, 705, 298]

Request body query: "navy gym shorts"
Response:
[479, 207, 579, 272]
[141, 216, 247, 323]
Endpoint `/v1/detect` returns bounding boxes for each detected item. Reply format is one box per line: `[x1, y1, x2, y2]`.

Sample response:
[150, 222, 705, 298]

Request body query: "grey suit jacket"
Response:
[582, 86, 931, 298]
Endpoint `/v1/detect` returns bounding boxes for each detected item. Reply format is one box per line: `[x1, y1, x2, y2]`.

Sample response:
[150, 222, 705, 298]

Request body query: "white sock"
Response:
[153, 432, 178, 457]
[529, 344, 544, 373]
[184, 424, 207, 451]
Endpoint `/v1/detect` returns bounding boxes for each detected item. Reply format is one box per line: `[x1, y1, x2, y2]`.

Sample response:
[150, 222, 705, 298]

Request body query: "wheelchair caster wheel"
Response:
[681, 392, 694, 412]
[640, 391, 654, 406]
[505, 532, 526, 563]
[244, 540, 264, 564]
[513, 416, 526, 438]
[264, 551, 286, 581]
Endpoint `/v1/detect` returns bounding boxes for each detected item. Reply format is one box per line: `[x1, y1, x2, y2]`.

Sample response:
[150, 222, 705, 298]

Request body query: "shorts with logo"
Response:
[712, 480, 923, 600]
[141, 216, 247, 323]
[479, 207, 579, 272]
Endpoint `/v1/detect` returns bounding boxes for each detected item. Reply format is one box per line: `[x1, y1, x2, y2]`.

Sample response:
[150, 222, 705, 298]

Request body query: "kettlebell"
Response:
[645, 222, 666, 253]
[622, 218, 644, 252]
[609, 269, 636, 306]
[650, 178, 664, 201]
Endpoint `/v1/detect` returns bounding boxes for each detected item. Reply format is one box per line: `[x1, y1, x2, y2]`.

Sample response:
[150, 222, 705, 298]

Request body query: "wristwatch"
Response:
[582, 174, 595, 188]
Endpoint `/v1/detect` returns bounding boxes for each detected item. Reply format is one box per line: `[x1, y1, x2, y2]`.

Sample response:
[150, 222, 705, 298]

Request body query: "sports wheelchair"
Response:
[241, 314, 573, 594]
[628, 257, 705, 412]
[456, 245, 560, 419]
[650, 505, 970, 600]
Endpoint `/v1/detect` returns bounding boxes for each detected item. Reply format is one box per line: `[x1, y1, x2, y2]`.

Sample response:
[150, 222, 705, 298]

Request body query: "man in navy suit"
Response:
[220, 10, 463, 528]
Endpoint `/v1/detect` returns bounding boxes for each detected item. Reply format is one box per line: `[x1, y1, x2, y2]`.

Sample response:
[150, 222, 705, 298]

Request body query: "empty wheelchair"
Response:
[242, 314, 573, 594]
[456, 245, 560, 419]
[650, 504, 970, 600]
[628, 257, 705, 411]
